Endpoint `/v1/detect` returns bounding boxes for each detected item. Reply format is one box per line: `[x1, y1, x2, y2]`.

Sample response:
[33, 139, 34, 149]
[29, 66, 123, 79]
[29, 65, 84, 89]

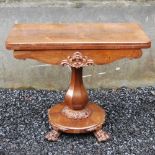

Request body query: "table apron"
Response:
[13, 49, 142, 65]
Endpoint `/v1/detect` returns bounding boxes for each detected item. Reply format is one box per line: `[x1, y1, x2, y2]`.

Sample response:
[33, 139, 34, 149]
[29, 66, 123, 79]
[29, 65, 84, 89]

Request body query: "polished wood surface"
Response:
[6, 23, 151, 50]
[48, 103, 105, 134]
[5, 23, 151, 142]
[13, 49, 142, 65]
[64, 67, 88, 110]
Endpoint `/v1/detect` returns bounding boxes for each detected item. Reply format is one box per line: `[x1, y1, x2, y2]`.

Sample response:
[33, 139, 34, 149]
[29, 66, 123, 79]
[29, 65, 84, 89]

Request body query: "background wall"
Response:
[0, 1, 155, 90]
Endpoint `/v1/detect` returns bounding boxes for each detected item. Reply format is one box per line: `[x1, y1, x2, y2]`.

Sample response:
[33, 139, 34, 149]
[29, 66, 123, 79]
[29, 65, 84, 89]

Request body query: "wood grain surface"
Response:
[48, 103, 105, 134]
[14, 49, 142, 65]
[6, 23, 151, 50]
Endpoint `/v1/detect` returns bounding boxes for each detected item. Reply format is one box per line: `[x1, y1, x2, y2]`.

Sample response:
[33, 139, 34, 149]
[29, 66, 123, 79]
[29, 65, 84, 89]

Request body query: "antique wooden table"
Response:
[6, 23, 151, 142]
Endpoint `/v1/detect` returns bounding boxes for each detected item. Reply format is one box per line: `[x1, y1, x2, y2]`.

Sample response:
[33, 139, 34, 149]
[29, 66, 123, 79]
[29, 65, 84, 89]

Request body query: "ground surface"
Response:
[0, 87, 155, 155]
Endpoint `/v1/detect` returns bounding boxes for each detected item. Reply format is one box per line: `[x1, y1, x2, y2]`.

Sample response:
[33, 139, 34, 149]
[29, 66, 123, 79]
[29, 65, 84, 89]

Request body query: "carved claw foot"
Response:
[94, 129, 110, 142]
[45, 130, 61, 141]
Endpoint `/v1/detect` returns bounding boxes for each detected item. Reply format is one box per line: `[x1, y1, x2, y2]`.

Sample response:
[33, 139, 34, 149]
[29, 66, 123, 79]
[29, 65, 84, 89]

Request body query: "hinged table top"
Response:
[6, 23, 151, 50]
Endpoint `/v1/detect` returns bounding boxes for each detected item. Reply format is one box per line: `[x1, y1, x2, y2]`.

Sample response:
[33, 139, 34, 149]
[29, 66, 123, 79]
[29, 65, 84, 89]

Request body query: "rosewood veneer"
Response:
[6, 23, 151, 142]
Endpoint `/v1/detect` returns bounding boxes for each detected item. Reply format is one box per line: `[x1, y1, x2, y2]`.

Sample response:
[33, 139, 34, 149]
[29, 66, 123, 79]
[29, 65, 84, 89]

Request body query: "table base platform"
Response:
[45, 103, 110, 142]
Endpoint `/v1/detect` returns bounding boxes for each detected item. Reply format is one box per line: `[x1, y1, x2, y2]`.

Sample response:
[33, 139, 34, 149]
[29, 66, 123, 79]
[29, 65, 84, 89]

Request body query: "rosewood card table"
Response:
[6, 23, 151, 142]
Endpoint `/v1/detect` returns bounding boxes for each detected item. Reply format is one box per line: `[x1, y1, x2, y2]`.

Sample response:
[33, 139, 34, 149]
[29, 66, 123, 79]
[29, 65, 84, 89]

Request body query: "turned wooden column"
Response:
[64, 67, 88, 110]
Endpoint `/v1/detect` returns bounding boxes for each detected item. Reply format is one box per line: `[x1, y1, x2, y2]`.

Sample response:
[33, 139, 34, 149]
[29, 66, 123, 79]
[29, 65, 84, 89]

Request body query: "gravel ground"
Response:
[0, 87, 155, 155]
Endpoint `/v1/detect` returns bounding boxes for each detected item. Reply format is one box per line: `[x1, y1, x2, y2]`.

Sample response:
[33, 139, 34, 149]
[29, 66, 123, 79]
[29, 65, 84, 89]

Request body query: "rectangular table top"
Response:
[6, 23, 151, 50]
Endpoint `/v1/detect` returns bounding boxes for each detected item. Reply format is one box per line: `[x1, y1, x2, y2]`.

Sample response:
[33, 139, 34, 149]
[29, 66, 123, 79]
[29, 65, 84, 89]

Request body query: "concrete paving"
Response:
[0, 2, 155, 90]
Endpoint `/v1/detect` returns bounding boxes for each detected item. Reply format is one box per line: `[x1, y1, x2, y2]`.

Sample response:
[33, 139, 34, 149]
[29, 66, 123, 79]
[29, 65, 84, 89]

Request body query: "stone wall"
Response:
[0, 0, 155, 7]
[0, 1, 155, 90]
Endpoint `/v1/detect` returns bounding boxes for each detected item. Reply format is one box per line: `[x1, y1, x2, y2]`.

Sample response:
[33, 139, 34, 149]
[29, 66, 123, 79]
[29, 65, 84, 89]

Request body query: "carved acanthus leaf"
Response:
[61, 51, 94, 68]
[61, 106, 91, 119]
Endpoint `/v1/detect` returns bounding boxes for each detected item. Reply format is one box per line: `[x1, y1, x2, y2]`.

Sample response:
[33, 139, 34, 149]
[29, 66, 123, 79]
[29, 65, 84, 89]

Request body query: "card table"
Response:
[6, 23, 151, 142]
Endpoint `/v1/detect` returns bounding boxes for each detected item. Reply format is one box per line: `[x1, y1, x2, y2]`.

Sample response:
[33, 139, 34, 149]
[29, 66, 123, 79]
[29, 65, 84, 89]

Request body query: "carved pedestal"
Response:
[45, 52, 110, 142]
